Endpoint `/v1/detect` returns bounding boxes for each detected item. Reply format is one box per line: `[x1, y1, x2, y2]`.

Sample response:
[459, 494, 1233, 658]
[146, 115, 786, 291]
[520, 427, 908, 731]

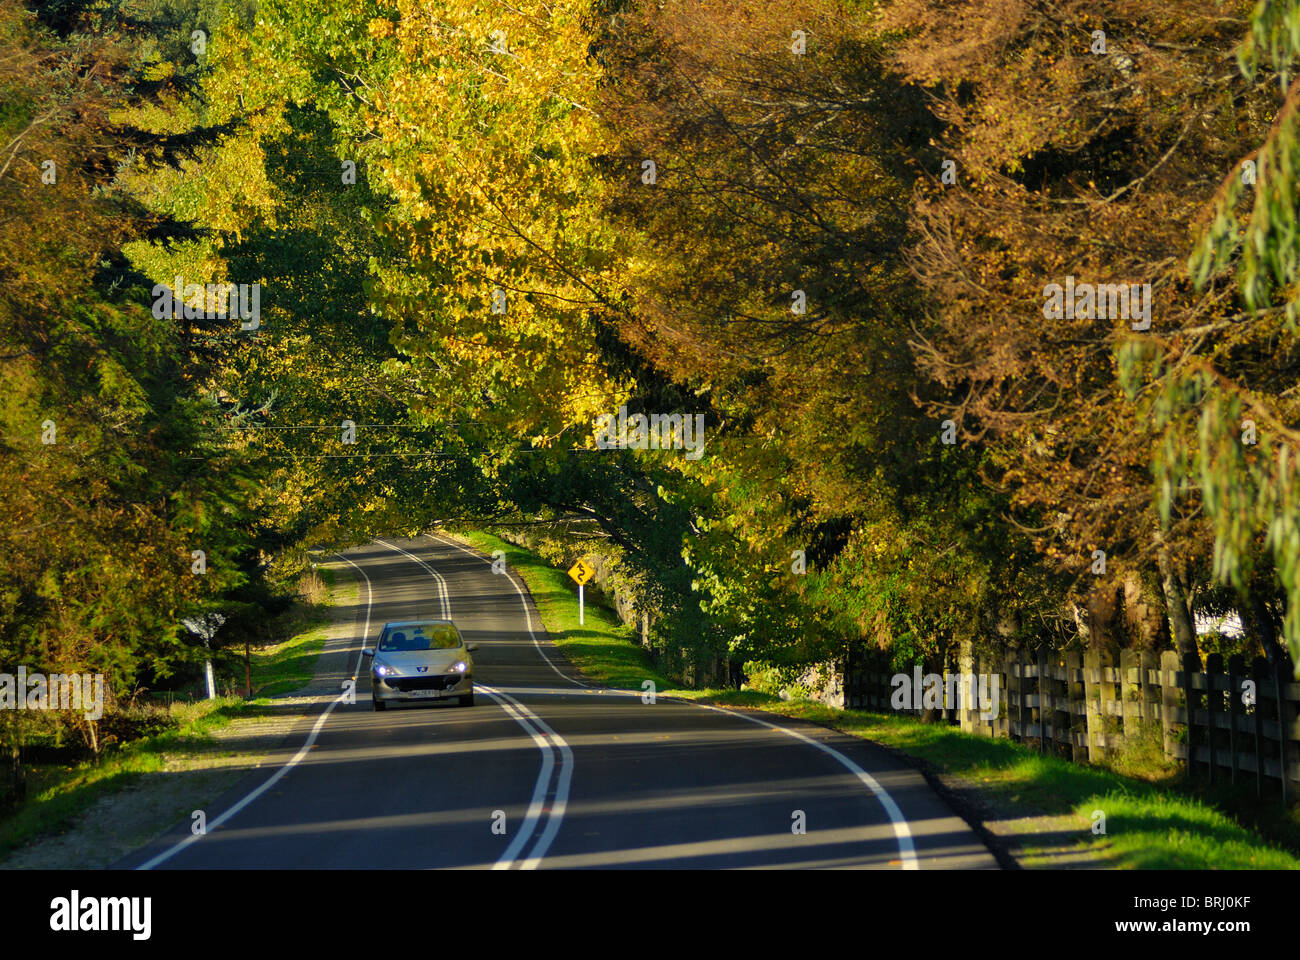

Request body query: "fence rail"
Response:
[845, 647, 1300, 802]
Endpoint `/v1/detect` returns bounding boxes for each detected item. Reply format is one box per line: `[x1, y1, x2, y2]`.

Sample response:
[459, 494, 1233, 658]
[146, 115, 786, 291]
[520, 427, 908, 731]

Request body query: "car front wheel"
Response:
[458, 693, 474, 707]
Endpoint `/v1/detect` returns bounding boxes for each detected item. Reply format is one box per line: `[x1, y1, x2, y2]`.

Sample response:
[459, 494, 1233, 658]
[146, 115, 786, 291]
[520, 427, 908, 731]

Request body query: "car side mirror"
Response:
[466, 643, 478, 652]
[362, 647, 375, 658]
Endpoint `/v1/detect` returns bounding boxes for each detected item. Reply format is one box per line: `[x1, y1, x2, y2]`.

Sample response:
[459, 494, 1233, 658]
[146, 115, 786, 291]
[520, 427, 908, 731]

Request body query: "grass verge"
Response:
[0, 697, 241, 858]
[246, 608, 331, 698]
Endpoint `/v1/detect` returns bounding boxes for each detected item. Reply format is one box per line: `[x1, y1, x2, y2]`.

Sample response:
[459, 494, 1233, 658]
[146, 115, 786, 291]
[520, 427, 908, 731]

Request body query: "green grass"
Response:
[456, 528, 1300, 870]
[245, 607, 330, 697]
[317, 563, 357, 605]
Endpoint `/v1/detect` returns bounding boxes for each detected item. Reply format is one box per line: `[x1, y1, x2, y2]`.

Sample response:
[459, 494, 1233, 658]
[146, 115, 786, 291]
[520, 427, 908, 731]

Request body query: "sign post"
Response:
[567, 560, 595, 626]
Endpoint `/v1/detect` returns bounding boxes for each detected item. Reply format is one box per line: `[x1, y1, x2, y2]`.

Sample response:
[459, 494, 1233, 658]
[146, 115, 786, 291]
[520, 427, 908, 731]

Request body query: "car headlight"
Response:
[449, 661, 468, 674]
[374, 662, 399, 677]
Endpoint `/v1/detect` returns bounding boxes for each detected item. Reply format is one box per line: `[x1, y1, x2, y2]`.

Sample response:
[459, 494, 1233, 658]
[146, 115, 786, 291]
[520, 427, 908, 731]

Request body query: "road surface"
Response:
[116, 535, 998, 869]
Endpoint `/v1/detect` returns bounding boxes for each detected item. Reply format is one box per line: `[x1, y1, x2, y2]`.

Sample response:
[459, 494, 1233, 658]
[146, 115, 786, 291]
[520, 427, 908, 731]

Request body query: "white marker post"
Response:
[181, 612, 226, 701]
[579, 583, 585, 626]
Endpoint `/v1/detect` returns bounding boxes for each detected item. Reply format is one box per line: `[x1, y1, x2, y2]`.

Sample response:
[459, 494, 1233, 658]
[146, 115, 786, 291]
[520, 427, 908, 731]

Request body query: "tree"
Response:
[885, 0, 1286, 661]
[0, 0, 273, 796]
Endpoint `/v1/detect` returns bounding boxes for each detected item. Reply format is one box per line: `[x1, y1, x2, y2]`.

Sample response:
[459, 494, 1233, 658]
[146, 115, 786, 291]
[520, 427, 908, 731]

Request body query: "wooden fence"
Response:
[845, 647, 1300, 802]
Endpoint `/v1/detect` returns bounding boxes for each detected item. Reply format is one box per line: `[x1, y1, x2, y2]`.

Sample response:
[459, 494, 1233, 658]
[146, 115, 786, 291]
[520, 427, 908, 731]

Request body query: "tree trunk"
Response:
[3, 717, 26, 811]
[1156, 546, 1197, 658]
[920, 647, 946, 723]
[1122, 569, 1164, 650]
[1247, 591, 1290, 671]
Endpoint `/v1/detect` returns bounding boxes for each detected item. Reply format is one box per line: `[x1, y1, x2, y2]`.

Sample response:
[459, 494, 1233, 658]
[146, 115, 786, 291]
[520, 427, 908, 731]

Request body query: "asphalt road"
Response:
[116, 535, 999, 870]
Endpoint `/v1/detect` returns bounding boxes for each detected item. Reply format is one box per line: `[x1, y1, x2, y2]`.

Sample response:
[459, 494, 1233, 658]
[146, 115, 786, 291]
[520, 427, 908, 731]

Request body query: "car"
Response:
[362, 619, 478, 710]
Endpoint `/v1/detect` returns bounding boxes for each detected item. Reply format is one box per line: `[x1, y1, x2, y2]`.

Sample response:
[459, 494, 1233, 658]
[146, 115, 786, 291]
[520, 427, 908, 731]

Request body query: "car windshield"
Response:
[379, 623, 462, 652]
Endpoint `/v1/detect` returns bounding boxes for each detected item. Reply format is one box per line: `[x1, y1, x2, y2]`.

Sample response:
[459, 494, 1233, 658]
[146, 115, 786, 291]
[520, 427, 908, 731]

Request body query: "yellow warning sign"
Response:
[567, 560, 595, 585]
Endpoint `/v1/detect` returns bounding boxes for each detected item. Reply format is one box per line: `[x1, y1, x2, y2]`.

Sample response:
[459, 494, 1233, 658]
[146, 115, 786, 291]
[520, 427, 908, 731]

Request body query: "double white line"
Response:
[477, 683, 572, 869]
[375, 538, 572, 869]
[140, 539, 571, 870]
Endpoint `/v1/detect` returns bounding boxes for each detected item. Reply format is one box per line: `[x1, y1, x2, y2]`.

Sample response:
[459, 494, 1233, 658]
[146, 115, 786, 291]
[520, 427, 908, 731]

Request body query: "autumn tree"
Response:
[884, 0, 1288, 662]
[0, 0, 274, 798]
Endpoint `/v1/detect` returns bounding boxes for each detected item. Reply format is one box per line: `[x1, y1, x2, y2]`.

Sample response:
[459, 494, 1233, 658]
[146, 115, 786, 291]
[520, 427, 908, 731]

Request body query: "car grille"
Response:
[384, 675, 463, 692]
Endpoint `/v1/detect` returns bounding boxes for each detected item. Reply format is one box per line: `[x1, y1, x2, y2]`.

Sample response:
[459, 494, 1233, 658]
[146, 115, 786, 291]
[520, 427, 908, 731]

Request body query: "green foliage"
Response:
[0, 0, 297, 771]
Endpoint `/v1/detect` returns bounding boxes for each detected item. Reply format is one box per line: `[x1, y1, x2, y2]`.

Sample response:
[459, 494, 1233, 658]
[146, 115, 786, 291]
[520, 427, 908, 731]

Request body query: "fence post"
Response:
[1083, 650, 1102, 762]
[1205, 653, 1223, 785]
[1102, 649, 1119, 757]
[1161, 650, 1179, 765]
[1274, 655, 1292, 805]
[936, 650, 947, 725]
[1065, 651, 1085, 763]
[1252, 657, 1268, 799]
[990, 654, 1005, 738]
[1182, 651, 1202, 780]
[1120, 648, 1138, 744]
[1139, 648, 1157, 733]
[1015, 646, 1026, 742]
[1038, 645, 1050, 756]
[957, 641, 973, 732]
[1222, 655, 1242, 780]
[978, 654, 993, 737]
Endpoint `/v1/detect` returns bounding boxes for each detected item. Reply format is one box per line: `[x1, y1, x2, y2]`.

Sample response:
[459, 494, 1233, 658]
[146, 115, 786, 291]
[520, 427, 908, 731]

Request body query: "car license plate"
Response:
[412, 688, 441, 697]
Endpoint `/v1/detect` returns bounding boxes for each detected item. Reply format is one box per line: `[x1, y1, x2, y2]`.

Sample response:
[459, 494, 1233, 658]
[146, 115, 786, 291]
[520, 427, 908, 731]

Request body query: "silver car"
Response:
[363, 620, 477, 710]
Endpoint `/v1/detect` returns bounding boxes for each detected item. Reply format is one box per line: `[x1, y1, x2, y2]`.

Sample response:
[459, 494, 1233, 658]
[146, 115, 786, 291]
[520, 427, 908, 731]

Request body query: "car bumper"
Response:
[371, 673, 472, 705]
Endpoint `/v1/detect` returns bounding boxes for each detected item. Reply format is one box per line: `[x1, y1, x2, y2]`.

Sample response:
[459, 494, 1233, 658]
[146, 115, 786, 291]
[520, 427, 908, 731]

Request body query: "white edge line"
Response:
[691, 702, 919, 869]
[336, 552, 375, 677]
[137, 553, 372, 870]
